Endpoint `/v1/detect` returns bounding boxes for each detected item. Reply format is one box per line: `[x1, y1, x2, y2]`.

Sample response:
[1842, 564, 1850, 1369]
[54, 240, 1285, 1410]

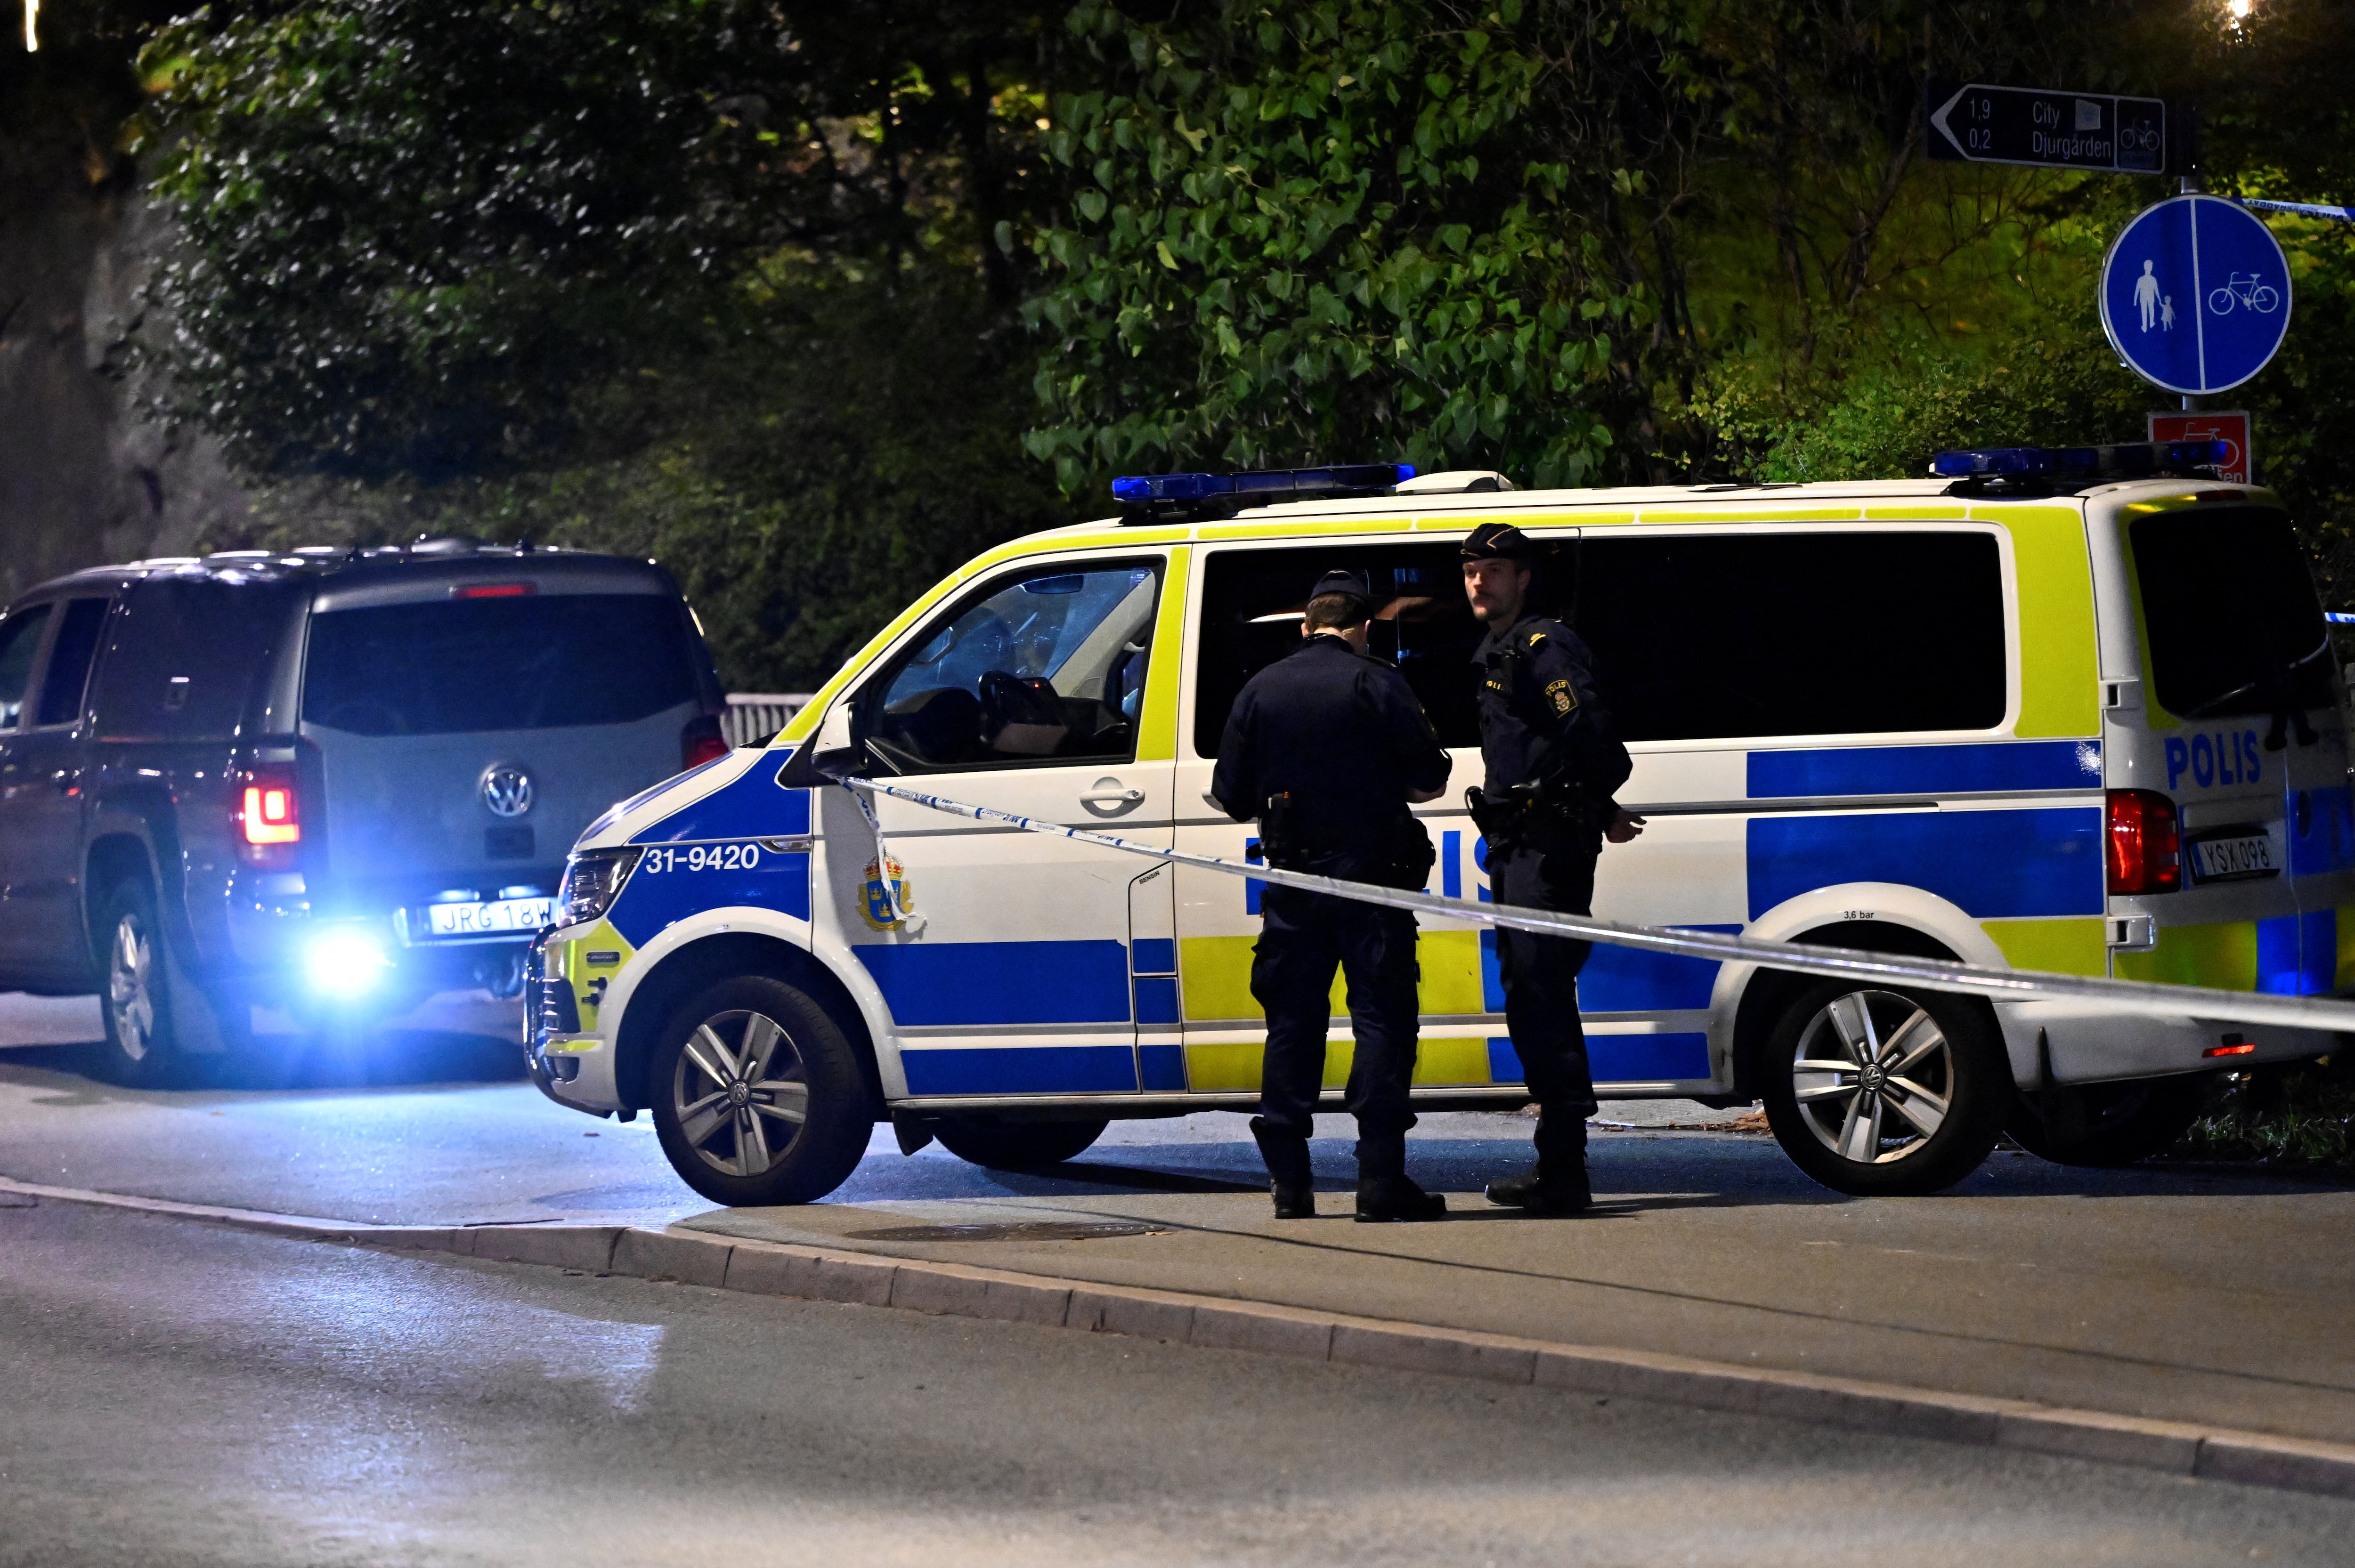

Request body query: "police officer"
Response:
[1461, 521, 1642, 1215]
[1211, 569, 1453, 1222]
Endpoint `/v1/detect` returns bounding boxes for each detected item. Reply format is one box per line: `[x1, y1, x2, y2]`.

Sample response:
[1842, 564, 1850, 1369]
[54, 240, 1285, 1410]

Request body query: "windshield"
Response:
[2131, 507, 2331, 719]
[302, 595, 700, 735]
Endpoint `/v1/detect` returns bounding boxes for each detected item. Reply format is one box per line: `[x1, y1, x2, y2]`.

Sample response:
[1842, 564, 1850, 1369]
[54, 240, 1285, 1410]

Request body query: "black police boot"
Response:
[1250, 1116, 1316, 1220]
[1353, 1134, 1445, 1222]
[1484, 1161, 1592, 1215]
[1355, 1174, 1447, 1222]
[1486, 1107, 1592, 1215]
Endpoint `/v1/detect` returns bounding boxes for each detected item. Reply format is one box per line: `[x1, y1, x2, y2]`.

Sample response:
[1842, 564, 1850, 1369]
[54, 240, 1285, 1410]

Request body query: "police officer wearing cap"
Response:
[1461, 521, 1643, 1215]
[1211, 568, 1454, 1222]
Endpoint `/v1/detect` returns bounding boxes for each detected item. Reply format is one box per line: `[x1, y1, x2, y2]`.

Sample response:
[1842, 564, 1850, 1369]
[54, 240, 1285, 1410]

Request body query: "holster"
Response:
[1464, 785, 1523, 845]
[1377, 816, 1437, 891]
[1259, 791, 1302, 865]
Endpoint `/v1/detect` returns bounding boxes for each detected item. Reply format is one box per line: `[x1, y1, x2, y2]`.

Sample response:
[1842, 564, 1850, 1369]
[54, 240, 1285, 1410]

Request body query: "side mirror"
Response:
[774, 699, 864, 787]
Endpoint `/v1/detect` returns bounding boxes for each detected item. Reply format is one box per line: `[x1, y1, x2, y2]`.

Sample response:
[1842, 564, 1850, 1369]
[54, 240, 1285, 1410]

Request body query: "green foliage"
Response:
[136, 0, 1079, 685]
[526, 275, 1076, 690]
[137, 0, 826, 483]
[197, 267, 1075, 690]
[1708, 331, 2149, 483]
[2175, 1065, 2355, 1171]
[1023, 0, 1642, 491]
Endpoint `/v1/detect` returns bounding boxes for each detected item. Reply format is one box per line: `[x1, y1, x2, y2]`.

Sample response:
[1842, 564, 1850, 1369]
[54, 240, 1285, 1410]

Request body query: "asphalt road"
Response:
[5, 1196, 2351, 1568]
[6, 991, 2353, 1450]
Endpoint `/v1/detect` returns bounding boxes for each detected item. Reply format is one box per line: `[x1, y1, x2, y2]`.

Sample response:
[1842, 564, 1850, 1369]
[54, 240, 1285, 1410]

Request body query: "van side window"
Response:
[0, 605, 53, 730]
[1194, 543, 1483, 755]
[92, 579, 287, 740]
[862, 562, 1161, 773]
[33, 598, 111, 729]
[1575, 531, 2005, 741]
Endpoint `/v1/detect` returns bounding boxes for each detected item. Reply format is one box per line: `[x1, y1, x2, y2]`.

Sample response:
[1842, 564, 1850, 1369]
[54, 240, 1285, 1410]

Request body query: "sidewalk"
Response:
[683, 1118, 2355, 1449]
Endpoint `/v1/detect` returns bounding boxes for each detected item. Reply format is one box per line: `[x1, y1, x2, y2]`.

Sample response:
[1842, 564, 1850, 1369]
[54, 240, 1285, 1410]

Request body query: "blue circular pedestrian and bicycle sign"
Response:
[2100, 194, 2291, 395]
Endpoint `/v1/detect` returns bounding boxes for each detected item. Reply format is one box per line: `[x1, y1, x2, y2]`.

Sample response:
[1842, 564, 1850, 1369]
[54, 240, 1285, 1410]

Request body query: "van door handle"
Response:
[1080, 777, 1146, 816]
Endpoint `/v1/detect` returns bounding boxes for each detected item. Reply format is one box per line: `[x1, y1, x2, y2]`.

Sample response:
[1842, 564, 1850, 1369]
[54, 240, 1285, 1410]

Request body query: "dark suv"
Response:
[0, 540, 727, 1083]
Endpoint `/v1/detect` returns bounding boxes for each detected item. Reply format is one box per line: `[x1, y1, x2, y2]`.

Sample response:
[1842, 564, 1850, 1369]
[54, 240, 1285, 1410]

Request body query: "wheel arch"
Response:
[84, 833, 161, 962]
[1724, 918, 1989, 1101]
[612, 932, 884, 1119]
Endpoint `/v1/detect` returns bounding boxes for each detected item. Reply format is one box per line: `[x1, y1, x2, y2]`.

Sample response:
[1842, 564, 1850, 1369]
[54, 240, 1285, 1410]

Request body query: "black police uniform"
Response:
[1210, 572, 1452, 1220]
[1463, 524, 1632, 1210]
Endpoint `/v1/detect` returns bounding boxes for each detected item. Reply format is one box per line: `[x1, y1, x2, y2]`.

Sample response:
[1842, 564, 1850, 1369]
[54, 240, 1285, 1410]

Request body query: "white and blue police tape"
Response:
[2238, 197, 2355, 225]
[845, 775, 2355, 1035]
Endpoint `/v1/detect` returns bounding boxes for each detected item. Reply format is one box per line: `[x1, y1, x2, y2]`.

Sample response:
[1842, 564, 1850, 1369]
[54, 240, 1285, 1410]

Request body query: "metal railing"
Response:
[723, 694, 814, 750]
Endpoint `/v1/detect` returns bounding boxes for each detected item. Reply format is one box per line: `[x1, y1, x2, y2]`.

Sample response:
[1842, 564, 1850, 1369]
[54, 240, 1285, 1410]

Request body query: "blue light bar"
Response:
[1111, 462, 1416, 507]
[1111, 472, 1229, 504]
[2327, 612, 2355, 626]
[1929, 440, 2233, 479]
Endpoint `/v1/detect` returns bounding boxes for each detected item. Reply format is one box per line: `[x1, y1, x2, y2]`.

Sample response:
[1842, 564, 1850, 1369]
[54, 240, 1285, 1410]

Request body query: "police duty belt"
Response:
[839, 776, 2355, 1035]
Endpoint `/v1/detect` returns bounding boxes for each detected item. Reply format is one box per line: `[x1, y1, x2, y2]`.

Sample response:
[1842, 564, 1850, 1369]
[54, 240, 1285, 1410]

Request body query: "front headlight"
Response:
[557, 847, 642, 927]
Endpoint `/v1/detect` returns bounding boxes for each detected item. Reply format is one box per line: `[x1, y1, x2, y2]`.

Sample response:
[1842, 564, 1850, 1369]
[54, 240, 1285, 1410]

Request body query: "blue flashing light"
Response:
[1929, 446, 2054, 477]
[1929, 440, 2233, 480]
[1110, 472, 1231, 504]
[304, 929, 393, 997]
[1111, 462, 1416, 507]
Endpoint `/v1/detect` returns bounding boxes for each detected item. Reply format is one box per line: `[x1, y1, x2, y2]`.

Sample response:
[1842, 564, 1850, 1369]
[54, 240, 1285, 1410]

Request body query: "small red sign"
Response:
[2147, 410, 2252, 484]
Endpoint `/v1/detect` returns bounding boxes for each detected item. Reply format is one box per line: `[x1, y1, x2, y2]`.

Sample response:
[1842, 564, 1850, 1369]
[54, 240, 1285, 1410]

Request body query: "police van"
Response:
[528, 450, 2351, 1204]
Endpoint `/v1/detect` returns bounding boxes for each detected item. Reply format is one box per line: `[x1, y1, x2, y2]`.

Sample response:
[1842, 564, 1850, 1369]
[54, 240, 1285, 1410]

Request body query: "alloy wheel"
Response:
[669, 1009, 810, 1178]
[1787, 988, 1954, 1166]
[107, 913, 157, 1064]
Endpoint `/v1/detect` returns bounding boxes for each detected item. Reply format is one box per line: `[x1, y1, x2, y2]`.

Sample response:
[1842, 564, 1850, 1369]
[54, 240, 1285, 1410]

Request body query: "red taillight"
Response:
[238, 773, 301, 866]
[452, 582, 536, 599]
[2106, 788, 2182, 895]
[681, 714, 728, 769]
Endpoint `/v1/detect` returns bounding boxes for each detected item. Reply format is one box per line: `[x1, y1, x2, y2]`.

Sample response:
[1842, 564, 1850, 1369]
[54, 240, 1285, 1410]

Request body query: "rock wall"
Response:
[0, 133, 245, 602]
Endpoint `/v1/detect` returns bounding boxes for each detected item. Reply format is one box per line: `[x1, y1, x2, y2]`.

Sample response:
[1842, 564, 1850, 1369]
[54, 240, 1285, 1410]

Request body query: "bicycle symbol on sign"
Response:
[2207, 272, 2282, 316]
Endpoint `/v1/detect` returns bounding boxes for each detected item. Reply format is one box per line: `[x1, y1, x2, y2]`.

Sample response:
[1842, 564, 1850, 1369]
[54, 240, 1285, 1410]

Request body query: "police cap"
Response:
[1309, 568, 1372, 603]
[1459, 520, 1537, 562]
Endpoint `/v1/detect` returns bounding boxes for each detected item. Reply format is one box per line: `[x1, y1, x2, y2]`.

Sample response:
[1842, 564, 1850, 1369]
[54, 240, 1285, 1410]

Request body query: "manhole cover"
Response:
[842, 1220, 1166, 1243]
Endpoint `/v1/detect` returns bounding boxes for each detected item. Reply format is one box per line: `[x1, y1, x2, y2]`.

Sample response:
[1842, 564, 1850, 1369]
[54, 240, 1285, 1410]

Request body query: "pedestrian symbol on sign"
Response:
[2134, 261, 2162, 331]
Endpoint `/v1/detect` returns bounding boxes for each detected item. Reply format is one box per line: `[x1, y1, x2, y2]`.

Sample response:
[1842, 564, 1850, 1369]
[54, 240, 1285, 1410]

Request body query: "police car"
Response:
[528, 447, 2351, 1204]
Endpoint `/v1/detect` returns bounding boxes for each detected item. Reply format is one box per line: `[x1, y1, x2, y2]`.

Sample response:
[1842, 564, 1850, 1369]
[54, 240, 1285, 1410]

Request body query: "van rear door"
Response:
[299, 575, 715, 934]
[2122, 502, 2348, 994]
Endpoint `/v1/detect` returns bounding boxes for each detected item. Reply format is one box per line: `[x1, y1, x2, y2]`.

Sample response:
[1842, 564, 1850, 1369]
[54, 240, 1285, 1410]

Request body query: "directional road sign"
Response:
[2102, 196, 2291, 396]
[1926, 81, 2167, 175]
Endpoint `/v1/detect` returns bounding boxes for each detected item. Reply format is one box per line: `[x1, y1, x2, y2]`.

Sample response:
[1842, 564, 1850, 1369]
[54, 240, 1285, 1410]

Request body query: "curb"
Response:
[8, 1175, 2353, 1501]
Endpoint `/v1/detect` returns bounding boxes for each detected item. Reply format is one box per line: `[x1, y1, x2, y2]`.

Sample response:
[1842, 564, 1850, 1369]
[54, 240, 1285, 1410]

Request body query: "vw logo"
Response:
[480, 765, 535, 818]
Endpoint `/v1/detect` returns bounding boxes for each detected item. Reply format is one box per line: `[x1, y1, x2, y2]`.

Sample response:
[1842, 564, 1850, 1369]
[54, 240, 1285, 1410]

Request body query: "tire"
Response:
[2250, 285, 2281, 314]
[2208, 286, 2235, 316]
[93, 878, 185, 1089]
[650, 975, 873, 1206]
[1759, 978, 2008, 1196]
[2005, 1076, 2209, 1167]
[932, 1115, 1110, 1172]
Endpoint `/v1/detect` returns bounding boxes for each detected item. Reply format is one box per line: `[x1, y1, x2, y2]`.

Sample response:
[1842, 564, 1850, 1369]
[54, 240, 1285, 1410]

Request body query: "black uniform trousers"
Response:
[1250, 880, 1421, 1176]
[1489, 837, 1601, 1165]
